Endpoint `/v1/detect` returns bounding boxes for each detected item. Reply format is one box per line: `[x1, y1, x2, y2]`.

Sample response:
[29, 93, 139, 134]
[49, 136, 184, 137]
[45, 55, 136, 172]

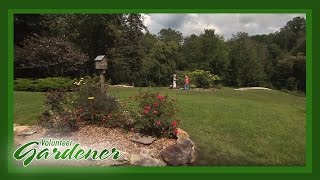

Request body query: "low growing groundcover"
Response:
[13, 87, 306, 166]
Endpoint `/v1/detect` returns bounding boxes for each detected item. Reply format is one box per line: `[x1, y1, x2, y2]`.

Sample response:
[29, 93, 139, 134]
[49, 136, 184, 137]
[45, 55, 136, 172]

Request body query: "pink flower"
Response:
[153, 110, 158, 115]
[145, 106, 151, 110]
[172, 120, 177, 127]
[156, 121, 161, 126]
[157, 95, 165, 100]
[153, 102, 159, 107]
[143, 109, 149, 114]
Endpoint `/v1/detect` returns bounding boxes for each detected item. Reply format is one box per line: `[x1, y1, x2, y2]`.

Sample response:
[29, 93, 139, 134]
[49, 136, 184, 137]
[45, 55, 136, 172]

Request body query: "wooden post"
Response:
[100, 69, 106, 93]
[94, 55, 108, 93]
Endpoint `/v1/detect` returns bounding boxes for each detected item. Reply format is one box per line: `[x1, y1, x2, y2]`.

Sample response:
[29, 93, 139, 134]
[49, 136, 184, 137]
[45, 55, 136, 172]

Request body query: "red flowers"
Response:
[143, 106, 151, 114]
[157, 95, 165, 100]
[136, 92, 178, 138]
[153, 102, 159, 107]
[172, 120, 177, 127]
[156, 120, 161, 126]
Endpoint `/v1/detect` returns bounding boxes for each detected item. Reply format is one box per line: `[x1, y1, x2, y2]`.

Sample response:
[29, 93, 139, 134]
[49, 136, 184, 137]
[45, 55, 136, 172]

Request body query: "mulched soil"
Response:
[57, 125, 176, 159]
[13, 124, 176, 166]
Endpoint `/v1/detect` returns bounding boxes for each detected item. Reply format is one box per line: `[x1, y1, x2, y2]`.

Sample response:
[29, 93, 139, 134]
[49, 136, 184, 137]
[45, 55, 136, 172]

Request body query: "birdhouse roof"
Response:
[94, 55, 106, 61]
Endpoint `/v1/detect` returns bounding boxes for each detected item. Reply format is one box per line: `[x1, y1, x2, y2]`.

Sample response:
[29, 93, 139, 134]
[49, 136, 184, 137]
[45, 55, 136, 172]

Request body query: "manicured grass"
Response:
[108, 87, 306, 166]
[14, 87, 306, 166]
[14, 91, 45, 125]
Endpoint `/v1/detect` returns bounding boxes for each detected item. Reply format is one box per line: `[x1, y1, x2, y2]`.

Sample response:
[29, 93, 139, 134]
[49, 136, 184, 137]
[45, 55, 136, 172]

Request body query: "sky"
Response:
[142, 14, 306, 39]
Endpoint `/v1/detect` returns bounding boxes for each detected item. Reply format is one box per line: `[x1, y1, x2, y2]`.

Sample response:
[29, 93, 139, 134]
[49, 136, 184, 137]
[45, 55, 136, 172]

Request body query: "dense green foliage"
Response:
[41, 89, 79, 132]
[39, 76, 120, 132]
[74, 76, 120, 123]
[14, 77, 74, 91]
[226, 32, 267, 87]
[14, 15, 306, 92]
[15, 36, 88, 78]
[176, 70, 221, 88]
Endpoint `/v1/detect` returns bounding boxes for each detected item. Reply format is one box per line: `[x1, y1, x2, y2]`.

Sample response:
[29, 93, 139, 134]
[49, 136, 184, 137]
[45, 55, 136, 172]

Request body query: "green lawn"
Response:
[14, 87, 306, 166]
[14, 91, 46, 125]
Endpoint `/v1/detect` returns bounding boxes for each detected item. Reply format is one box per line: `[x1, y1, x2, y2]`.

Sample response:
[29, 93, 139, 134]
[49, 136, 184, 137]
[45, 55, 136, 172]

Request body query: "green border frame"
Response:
[6, 8, 312, 174]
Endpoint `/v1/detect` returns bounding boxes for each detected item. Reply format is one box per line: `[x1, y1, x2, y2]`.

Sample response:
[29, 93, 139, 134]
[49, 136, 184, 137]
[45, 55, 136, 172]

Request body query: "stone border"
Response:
[160, 128, 196, 166]
[128, 128, 197, 166]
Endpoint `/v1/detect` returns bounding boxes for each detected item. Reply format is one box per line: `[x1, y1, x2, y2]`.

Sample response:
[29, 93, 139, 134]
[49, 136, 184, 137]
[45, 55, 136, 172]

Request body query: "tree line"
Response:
[14, 14, 306, 92]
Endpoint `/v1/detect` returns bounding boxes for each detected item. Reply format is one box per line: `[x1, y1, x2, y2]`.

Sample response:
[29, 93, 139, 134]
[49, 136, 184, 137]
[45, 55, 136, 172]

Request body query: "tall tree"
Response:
[274, 16, 306, 54]
[274, 55, 305, 91]
[182, 34, 202, 70]
[14, 14, 45, 46]
[182, 29, 229, 79]
[199, 29, 229, 78]
[108, 14, 147, 85]
[158, 28, 183, 44]
[15, 36, 88, 78]
[227, 32, 266, 87]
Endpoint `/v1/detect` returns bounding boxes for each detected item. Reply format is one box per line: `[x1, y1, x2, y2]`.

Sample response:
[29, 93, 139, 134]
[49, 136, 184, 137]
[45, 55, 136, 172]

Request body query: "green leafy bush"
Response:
[15, 36, 88, 78]
[39, 76, 123, 133]
[133, 92, 179, 138]
[189, 70, 221, 88]
[103, 109, 137, 129]
[176, 70, 221, 88]
[40, 90, 79, 133]
[39, 76, 180, 137]
[75, 76, 119, 123]
[14, 77, 74, 92]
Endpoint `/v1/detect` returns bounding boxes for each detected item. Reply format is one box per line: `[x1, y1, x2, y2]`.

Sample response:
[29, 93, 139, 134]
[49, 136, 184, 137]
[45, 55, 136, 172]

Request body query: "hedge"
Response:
[14, 77, 74, 92]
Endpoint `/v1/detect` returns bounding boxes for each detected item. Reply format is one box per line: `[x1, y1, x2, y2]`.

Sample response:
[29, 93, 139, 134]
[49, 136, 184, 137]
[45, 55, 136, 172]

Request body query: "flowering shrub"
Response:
[40, 76, 180, 138]
[189, 70, 221, 88]
[134, 92, 179, 138]
[40, 76, 119, 132]
[176, 70, 221, 88]
[40, 90, 79, 133]
[75, 76, 119, 123]
[73, 78, 85, 86]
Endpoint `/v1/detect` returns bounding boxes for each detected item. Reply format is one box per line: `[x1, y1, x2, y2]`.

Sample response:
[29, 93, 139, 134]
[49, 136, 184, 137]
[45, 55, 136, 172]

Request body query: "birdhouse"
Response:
[94, 55, 108, 70]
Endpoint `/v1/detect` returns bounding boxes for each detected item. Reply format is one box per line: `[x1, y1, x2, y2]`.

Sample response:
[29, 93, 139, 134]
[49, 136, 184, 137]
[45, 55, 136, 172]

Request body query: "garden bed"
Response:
[14, 124, 177, 167]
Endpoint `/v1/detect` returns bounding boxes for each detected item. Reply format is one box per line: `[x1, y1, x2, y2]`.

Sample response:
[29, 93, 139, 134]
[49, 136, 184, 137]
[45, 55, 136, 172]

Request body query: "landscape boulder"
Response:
[176, 128, 190, 139]
[161, 132, 196, 166]
[130, 154, 166, 166]
[131, 134, 156, 145]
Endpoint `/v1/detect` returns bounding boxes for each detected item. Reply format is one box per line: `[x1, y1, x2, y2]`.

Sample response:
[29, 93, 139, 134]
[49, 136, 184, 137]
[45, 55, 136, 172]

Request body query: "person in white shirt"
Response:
[173, 74, 177, 89]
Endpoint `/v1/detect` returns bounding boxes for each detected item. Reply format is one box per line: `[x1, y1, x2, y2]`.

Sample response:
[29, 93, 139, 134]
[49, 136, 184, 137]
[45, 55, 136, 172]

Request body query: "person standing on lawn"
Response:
[184, 76, 190, 91]
[173, 74, 177, 89]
